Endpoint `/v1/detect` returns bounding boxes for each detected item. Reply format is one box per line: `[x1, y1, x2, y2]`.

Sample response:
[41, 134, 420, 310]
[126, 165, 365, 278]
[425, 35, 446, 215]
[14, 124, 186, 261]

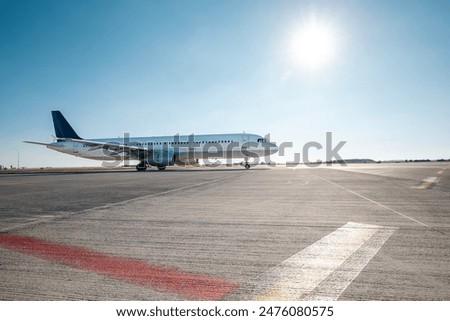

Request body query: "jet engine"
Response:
[146, 147, 175, 167]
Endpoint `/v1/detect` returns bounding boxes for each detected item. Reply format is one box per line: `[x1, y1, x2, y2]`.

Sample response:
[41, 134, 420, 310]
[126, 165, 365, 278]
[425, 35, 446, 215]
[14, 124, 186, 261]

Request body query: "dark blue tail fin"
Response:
[51, 111, 82, 139]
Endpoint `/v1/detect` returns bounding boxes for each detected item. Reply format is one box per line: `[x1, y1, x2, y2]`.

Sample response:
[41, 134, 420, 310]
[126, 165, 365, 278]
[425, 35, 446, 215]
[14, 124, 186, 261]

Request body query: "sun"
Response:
[289, 19, 337, 72]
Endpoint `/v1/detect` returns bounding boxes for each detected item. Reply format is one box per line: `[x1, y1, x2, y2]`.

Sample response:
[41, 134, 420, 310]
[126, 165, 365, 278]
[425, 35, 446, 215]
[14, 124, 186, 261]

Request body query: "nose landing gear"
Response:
[244, 157, 251, 170]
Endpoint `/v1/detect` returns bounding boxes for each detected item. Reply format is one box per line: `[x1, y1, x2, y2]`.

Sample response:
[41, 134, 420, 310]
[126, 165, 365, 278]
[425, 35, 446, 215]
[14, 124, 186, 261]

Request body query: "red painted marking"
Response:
[0, 234, 237, 300]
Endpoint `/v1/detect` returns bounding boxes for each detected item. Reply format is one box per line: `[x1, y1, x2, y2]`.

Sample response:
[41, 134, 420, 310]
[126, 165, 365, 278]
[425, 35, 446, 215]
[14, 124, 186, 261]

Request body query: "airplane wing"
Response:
[66, 138, 148, 158]
[67, 138, 141, 150]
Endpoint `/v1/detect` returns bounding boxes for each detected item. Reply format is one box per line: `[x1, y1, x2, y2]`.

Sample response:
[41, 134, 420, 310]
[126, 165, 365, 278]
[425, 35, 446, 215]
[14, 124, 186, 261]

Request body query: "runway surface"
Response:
[0, 162, 449, 300]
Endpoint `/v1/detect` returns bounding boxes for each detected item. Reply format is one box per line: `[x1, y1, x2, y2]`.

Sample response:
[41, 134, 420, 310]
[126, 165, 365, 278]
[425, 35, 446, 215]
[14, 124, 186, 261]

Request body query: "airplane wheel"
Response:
[157, 166, 166, 171]
[136, 162, 147, 171]
[245, 164, 251, 170]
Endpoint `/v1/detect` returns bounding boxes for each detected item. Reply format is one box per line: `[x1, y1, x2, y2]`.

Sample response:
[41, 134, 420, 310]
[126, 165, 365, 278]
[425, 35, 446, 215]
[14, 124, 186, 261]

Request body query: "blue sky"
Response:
[1, 0, 449, 167]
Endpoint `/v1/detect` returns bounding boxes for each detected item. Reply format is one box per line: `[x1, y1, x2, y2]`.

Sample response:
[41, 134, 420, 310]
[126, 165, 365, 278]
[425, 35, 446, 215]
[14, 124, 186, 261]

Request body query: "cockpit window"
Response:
[257, 138, 269, 143]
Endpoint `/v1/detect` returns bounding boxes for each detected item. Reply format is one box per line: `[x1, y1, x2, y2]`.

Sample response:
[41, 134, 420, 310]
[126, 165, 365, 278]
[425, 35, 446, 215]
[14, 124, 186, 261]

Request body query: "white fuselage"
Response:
[48, 133, 278, 164]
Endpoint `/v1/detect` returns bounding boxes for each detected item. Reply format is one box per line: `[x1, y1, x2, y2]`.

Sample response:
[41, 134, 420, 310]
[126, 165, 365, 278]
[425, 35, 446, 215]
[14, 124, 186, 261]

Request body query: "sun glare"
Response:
[289, 19, 337, 72]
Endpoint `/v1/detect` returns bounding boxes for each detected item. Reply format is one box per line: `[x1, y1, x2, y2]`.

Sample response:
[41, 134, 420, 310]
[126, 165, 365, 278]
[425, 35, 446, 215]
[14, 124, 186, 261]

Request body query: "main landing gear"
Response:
[135, 162, 167, 172]
[136, 161, 147, 172]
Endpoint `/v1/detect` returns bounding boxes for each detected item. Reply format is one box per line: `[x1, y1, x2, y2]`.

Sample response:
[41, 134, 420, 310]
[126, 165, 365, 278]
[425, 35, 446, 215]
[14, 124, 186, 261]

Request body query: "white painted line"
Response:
[0, 218, 56, 233]
[303, 226, 396, 300]
[252, 222, 396, 301]
[423, 176, 440, 183]
[317, 175, 431, 228]
[410, 176, 441, 190]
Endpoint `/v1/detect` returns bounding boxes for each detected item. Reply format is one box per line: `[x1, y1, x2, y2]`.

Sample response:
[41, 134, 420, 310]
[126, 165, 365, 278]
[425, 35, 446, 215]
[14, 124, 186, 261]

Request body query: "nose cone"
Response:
[262, 142, 278, 155]
[271, 143, 278, 154]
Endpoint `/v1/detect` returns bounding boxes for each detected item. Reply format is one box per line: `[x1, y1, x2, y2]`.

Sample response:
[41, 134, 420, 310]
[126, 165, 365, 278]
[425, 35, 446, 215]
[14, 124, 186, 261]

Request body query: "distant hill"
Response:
[343, 159, 376, 163]
[325, 159, 376, 164]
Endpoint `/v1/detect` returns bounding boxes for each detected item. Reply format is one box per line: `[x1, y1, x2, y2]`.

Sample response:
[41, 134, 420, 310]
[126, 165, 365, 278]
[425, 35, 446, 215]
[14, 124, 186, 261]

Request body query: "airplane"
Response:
[24, 111, 278, 171]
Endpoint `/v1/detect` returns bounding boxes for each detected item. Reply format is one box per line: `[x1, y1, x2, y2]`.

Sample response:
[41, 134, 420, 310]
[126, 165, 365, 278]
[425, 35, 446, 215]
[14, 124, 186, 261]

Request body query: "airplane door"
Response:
[242, 132, 249, 143]
[242, 132, 249, 157]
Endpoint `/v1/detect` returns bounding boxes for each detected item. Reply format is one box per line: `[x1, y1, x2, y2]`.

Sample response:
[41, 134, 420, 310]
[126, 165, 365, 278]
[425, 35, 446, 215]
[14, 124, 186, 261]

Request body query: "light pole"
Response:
[15, 149, 20, 170]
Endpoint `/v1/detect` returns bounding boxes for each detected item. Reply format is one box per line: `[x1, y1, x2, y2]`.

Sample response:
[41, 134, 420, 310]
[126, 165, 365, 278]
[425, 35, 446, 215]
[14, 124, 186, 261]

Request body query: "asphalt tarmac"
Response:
[0, 162, 449, 300]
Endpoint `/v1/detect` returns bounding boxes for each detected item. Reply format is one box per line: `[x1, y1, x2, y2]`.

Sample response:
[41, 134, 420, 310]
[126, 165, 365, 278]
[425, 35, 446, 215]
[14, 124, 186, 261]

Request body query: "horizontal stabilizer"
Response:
[23, 140, 53, 147]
